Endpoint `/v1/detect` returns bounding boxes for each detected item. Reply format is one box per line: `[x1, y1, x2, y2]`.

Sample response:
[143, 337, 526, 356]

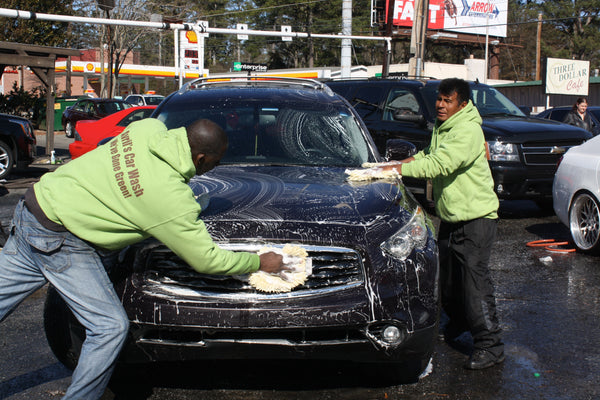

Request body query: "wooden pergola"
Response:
[0, 41, 81, 154]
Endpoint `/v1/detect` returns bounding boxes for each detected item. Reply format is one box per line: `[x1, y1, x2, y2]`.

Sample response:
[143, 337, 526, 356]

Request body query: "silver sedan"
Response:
[553, 135, 600, 254]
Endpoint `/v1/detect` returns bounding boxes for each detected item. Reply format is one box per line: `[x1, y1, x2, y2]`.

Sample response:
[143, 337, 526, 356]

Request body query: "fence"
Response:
[494, 76, 600, 114]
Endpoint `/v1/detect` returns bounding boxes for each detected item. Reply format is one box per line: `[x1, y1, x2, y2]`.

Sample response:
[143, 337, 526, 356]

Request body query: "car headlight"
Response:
[487, 140, 520, 162]
[8, 118, 35, 140]
[381, 207, 428, 260]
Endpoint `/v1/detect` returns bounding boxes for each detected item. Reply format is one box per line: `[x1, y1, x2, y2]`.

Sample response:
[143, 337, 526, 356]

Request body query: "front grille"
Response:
[521, 140, 584, 166]
[139, 326, 366, 344]
[141, 244, 364, 294]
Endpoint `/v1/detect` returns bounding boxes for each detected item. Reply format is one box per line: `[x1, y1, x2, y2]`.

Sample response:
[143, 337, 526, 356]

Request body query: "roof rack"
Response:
[372, 74, 438, 80]
[182, 76, 331, 93]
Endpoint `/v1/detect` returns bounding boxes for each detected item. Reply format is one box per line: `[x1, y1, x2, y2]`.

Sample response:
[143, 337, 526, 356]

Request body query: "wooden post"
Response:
[45, 67, 56, 155]
[536, 13, 542, 81]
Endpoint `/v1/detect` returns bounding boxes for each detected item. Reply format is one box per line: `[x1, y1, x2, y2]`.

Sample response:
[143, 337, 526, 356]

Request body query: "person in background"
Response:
[563, 97, 594, 133]
[380, 78, 504, 370]
[0, 118, 287, 399]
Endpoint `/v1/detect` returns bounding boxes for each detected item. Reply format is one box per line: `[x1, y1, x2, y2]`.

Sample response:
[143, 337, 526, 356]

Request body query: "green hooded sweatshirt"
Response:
[33, 118, 260, 275]
[401, 100, 499, 223]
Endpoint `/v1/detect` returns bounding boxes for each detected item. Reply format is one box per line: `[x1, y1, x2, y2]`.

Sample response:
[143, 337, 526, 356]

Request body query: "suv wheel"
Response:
[43, 285, 84, 370]
[65, 121, 75, 138]
[0, 140, 14, 180]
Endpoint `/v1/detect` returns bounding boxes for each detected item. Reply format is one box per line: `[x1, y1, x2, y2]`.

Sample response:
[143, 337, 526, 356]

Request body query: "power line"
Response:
[201, 0, 332, 19]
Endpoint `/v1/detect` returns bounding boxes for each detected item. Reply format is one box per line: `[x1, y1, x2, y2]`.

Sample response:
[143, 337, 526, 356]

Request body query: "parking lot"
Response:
[0, 132, 599, 399]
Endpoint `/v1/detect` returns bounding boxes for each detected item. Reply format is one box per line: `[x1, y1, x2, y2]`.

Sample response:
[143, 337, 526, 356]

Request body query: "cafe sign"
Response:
[545, 57, 590, 96]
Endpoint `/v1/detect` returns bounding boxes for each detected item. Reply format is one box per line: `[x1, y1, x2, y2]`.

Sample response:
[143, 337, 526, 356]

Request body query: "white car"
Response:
[124, 94, 164, 107]
[553, 135, 600, 254]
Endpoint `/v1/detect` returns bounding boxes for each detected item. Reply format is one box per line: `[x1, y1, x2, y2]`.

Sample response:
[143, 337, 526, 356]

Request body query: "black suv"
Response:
[326, 79, 593, 206]
[44, 77, 439, 383]
[0, 113, 37, 180]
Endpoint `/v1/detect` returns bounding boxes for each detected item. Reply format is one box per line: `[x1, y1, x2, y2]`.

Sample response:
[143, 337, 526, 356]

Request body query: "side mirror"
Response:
[385, 139, 417, 161]
[97, 136, 115, 146]
[392, 108, 426, 124]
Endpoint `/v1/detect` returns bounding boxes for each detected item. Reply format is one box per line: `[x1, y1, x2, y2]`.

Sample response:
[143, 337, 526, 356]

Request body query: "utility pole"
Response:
[341, 0, 352, 78]
[97, 0, 114, 97]
[536, 12, 542, 81]
[382, 0, 395, 77]
[409, 0, 429, 78]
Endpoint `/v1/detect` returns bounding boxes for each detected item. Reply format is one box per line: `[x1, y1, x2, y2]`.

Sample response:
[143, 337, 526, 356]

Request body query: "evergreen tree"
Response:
[0, 0, 74, 46]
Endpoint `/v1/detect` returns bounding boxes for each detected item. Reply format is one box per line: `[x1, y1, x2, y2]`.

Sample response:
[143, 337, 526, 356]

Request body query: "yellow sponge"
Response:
[249, 244, 311, 293]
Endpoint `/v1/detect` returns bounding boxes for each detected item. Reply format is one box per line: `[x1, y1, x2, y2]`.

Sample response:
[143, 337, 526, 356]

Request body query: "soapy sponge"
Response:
[345, 162, 401, 181]
[249, 244, 312, 293]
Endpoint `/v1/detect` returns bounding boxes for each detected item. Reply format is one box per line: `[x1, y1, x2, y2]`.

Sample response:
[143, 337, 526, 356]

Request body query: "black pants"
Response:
[438, 217, 504, 356]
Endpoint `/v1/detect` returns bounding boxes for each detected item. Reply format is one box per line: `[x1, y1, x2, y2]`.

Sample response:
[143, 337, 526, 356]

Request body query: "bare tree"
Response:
[74, 0, 170, 97]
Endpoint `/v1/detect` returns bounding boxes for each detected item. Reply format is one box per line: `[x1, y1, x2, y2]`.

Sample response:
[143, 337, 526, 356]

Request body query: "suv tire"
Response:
[43, 285, 83, 370]
[0, 140, 14, 180]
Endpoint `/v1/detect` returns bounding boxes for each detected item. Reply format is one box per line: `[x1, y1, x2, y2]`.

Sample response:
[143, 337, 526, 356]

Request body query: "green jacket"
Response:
[33, 118, 260, 275]
[402, 100, 499, 222]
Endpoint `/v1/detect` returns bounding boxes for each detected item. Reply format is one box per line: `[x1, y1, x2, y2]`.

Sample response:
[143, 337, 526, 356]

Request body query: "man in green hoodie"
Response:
[0, 118, 286, 399]
[382, 78, 504, 370]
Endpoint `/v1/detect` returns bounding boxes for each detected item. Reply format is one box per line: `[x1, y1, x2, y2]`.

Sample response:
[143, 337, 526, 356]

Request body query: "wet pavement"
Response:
[1, 133, 599, 399]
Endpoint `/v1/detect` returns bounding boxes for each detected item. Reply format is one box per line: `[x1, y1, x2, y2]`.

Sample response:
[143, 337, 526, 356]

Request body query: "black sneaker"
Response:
[464, 349, 505, 370]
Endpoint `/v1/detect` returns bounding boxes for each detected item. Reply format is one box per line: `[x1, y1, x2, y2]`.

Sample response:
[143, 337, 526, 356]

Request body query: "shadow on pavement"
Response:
[0, 363, 71, 399]
[107, 359, 420, 399]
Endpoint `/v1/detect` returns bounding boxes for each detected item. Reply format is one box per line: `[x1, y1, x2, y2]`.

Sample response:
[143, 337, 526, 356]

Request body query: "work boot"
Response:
[464, 348, 505, 370]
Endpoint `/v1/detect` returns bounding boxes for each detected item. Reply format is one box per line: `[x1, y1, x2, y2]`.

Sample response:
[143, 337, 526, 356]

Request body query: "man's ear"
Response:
[193, 153, 205, 167]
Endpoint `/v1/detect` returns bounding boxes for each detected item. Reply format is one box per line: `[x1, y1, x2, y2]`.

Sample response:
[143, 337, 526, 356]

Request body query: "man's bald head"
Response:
[186, 119, 228, 175]
[186, 119, 228, 158]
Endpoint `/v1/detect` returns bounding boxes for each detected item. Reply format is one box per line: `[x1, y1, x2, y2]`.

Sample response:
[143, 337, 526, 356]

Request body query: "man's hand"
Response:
[380, 156, 414, 174]
[379, 162, 402, 175]
[258, 251, 285, 274]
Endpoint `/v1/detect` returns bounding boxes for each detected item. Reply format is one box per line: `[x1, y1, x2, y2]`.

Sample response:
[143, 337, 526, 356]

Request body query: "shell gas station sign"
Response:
[180, 30, 200, 72]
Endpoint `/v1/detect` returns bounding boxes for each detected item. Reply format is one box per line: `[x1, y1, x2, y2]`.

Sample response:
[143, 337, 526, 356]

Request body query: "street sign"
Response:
[237, 24, 248, 40]
[281, 25, 293, 41]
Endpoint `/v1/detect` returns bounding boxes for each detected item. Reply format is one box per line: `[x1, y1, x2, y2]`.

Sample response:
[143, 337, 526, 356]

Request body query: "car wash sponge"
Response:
[345, 162, 401, 181]
[249, 244, 312, 293]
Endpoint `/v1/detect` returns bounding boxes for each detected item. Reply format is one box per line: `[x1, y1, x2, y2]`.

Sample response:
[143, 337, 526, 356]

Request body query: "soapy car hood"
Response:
[189, 165, 416, 240]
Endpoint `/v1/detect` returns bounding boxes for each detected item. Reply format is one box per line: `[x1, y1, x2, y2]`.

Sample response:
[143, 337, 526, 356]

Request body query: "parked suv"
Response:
[0, 113, 37, 180]
[44, 77, 439, 383]
[326, 79, 593, 206]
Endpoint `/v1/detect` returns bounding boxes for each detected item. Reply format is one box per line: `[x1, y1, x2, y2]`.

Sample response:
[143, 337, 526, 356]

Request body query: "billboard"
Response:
[545, 58, 590, 96]
[387, 0, 508, 38]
